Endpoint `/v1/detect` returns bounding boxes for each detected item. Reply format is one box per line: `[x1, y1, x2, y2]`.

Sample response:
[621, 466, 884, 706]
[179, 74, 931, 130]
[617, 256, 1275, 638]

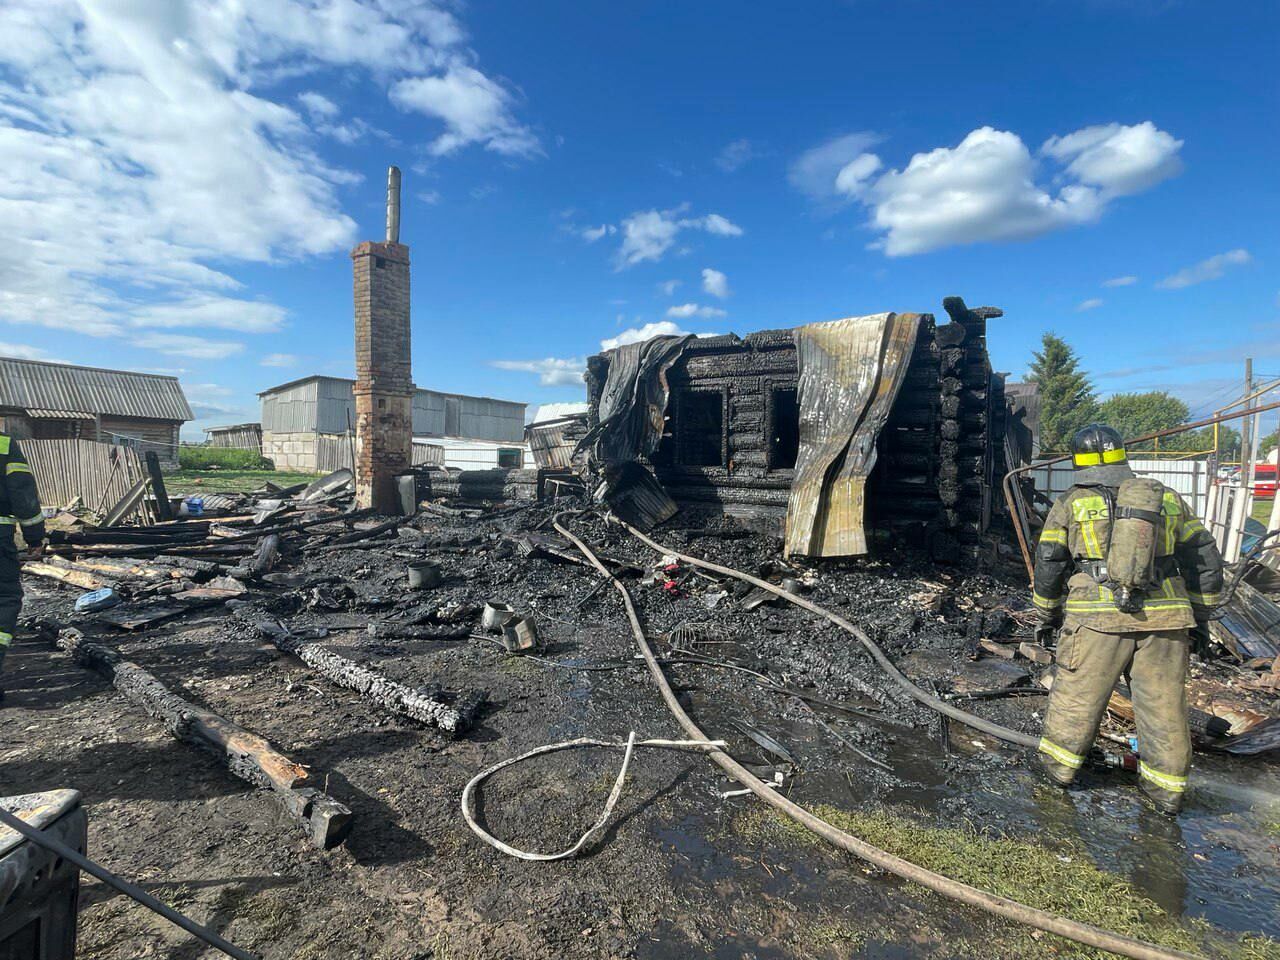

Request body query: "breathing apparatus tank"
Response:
[1106, 476, 1165, 613]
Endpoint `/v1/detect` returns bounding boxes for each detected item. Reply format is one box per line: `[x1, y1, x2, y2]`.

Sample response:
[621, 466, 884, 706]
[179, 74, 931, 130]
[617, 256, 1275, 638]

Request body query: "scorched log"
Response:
[49, 627, 352, 849]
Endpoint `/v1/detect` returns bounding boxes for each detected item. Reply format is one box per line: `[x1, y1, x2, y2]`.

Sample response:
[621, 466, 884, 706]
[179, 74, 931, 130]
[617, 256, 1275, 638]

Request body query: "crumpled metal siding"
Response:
[784, 312, 921, 558]
[0, 357, 193, 422]
[578, 336, 692, 464]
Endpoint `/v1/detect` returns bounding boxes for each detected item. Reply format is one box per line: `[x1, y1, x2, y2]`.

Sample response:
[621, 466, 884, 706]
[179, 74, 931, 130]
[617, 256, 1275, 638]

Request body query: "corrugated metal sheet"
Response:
[260, 375, 525, 442]
[527, 415, 586, 469]
[0, 357, 192, 422]
[784, 312, 921, 558]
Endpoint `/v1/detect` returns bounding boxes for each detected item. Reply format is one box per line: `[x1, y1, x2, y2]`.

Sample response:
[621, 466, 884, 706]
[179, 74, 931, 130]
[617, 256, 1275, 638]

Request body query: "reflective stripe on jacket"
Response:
[0, 434, 45, 531]
[1032, 483, 1223, 634]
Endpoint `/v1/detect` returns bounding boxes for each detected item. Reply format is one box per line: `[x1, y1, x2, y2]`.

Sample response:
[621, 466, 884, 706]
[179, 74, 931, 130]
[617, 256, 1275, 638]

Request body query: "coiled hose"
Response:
[552, 514, 1202, 960]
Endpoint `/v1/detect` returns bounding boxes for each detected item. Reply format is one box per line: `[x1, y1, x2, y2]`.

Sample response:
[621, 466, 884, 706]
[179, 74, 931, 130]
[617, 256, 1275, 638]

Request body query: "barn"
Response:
[258, 375, 528, 472]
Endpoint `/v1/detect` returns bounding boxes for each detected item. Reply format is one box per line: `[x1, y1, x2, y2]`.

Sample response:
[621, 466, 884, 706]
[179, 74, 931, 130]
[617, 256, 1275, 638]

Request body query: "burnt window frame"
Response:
[671, 386, 728, 468]
[764, 378, 800, 471]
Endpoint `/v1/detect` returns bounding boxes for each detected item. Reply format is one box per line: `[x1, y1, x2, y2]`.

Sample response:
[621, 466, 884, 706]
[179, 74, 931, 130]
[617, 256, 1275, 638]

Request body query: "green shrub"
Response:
[178, 445, 271, 470]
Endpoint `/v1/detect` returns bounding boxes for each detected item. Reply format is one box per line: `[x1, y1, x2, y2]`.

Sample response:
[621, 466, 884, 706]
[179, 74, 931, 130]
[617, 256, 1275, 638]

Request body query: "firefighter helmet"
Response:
[1070, 423, 1127, 469]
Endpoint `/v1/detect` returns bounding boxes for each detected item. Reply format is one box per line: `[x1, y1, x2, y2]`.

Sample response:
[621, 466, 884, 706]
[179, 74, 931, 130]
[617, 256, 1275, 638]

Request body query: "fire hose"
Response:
[543, 514, 1201, 960]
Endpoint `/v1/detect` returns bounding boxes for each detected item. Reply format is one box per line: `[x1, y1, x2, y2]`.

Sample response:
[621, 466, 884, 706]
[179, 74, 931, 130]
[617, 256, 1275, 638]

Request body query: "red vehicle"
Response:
[1255, 463, 1277, 499]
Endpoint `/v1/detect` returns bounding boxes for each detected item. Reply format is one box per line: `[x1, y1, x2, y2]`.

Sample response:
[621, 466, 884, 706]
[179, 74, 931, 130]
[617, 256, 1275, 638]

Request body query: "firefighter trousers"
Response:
[1038, 622, 1191, 810]
[0, 528, 22, 680]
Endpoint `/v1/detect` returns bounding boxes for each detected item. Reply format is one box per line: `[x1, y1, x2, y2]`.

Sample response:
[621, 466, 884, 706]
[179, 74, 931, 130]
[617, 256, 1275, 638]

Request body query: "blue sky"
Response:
[1, 0, 1276, 438]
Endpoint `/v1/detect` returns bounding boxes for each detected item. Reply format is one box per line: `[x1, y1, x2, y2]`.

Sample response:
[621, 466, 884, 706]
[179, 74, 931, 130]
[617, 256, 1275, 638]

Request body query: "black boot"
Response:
[1139, 782, 1183, 817]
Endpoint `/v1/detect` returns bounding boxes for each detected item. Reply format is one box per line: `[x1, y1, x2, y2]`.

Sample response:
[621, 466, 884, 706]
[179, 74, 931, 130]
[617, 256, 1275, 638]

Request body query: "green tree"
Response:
[1162, 425, 1240, 458]
[1261, 429, 1278, 459]
[1028, 333, 1098, 452]
[1097, 391, 1189, 450]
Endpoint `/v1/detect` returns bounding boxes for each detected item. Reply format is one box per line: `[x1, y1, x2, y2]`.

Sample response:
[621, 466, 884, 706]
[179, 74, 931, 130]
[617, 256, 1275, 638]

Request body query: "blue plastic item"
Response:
[75, 588, 120, 613]
[185, 496, 204, 517]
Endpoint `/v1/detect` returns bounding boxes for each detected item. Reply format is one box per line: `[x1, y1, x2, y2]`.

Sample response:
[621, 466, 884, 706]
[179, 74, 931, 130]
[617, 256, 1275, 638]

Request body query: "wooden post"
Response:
[144, 450, 173, 521]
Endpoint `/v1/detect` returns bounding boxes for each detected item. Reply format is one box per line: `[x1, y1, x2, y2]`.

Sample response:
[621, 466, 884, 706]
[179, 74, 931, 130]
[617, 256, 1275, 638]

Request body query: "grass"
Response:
[1253, 498, 1275, 524]
[732, 803, 1280, 959]
[165, 468, 321, 494]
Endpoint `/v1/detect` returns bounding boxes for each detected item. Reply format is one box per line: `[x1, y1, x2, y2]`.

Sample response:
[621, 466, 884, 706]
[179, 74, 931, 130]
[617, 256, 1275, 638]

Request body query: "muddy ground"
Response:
[2, 501, 1278, 959]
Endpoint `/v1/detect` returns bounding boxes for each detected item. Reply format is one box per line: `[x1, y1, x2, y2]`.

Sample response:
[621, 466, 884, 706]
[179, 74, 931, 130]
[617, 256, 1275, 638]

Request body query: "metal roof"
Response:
[0, 357, 193, 422]
[258, 373, 525, 407]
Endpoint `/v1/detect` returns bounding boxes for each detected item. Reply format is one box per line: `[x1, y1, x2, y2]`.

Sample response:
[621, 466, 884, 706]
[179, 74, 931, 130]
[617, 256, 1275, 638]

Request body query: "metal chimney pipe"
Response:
[385, 165, 401, 244]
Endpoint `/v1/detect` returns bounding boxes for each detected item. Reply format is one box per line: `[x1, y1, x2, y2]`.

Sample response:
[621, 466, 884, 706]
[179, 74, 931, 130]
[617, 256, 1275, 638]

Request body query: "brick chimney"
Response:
[351, 165, 412, 512]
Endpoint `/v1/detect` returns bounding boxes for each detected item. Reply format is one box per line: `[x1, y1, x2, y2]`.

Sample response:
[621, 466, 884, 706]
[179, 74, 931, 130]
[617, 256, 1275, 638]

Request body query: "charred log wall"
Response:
[583, 299, 1007, 554]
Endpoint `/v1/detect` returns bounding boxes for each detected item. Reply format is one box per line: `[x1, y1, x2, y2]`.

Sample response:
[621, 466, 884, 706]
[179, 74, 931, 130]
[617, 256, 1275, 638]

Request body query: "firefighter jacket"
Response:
[0, 435, 45, 546]
[1032, 482, 1224, 634]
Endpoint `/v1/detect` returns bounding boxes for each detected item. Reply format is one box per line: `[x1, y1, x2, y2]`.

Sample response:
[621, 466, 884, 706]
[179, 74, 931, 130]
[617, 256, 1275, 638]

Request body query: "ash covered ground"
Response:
[2, 499, 1278, 959]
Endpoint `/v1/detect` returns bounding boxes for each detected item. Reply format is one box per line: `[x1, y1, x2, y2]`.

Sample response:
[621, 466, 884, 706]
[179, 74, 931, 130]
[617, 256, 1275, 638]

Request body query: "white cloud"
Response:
[600, 321, 691, 351]
[391, 66, 539, 157]
[698, 214, 743, 237]
[658, 280, 681, 296]
[261, 353, 298, 368]
[1077, 298, 1104, 312]
[716, 138, 756, 173]
[834, 153, 883, 198]
[666, 303, 727, 320]
[129, 295, 287, 333]
[701, 268, 730, 299]
[0, 0, 531, 363]
[298, 91, 339, 119]
[800, 122, 1182, 256]
[1156, 249, 1252, 290]
[1103, 275, 1138, 287]
[418, 190, 442, 205]
[582, 224, 616, 243]
[0, 341, 60, 362]
[490, 357, 585, 386]
[789, 132, 882, 201]
[614, 207, 744, 268]
[136, 334, 244, 360]
[1041, 122, 1183, 196]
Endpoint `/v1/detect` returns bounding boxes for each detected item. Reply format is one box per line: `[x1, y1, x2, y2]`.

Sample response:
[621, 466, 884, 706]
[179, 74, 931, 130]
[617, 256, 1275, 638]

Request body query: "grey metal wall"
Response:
[261, 379, 320, 433]
[262, 376, 525, 442]
[413, 391, 524, 441]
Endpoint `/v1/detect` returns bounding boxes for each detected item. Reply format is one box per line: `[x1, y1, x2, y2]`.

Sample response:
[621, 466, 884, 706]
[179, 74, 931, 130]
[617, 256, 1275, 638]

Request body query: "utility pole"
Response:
[1242, 358, 1254, 465]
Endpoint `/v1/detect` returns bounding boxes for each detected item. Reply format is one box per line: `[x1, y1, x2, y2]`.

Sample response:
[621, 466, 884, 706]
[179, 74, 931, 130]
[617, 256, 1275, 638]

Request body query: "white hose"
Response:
[460, 734, 725, 861]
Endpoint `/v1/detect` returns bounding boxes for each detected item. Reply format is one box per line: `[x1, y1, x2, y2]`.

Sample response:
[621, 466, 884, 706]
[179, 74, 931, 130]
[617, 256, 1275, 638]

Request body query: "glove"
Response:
[1035, 621, 1059, 649]
[22, 520, 45, 551]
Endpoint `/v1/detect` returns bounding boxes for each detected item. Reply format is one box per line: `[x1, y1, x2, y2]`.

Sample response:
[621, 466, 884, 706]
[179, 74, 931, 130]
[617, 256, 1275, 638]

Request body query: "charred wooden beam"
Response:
[49, 627, 351, 849]
[261, 625, 482, 736]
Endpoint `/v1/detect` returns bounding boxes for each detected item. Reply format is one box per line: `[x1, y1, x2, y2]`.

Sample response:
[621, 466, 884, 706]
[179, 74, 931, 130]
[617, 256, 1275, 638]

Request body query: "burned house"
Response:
[582, 297, 1006, 559]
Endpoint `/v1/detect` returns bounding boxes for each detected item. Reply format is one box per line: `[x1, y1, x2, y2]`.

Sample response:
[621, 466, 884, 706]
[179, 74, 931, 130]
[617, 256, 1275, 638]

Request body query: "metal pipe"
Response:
[385, 165, 401, 244]
[1002, 399, 1280, 580]
[0, 806, 259, 960]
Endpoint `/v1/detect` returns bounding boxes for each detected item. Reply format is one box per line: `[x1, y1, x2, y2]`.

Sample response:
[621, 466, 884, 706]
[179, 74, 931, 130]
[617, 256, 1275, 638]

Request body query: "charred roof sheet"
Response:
[0, 357, 193, 422]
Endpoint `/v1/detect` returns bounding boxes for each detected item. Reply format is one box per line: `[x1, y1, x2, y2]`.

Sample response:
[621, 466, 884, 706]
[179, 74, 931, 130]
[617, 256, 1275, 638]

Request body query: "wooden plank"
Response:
[22, 562, 107, 591]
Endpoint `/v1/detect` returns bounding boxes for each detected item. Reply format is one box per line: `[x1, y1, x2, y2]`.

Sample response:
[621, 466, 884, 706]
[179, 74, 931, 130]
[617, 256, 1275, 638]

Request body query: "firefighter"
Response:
[1032, 423, 1224, 815]
[0, 433, 44, 705]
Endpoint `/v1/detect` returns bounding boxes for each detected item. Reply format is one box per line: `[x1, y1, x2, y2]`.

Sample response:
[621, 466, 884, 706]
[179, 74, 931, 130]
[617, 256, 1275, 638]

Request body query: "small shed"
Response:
[204, 422, 263, 452]
[0, 357, 192, 465]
